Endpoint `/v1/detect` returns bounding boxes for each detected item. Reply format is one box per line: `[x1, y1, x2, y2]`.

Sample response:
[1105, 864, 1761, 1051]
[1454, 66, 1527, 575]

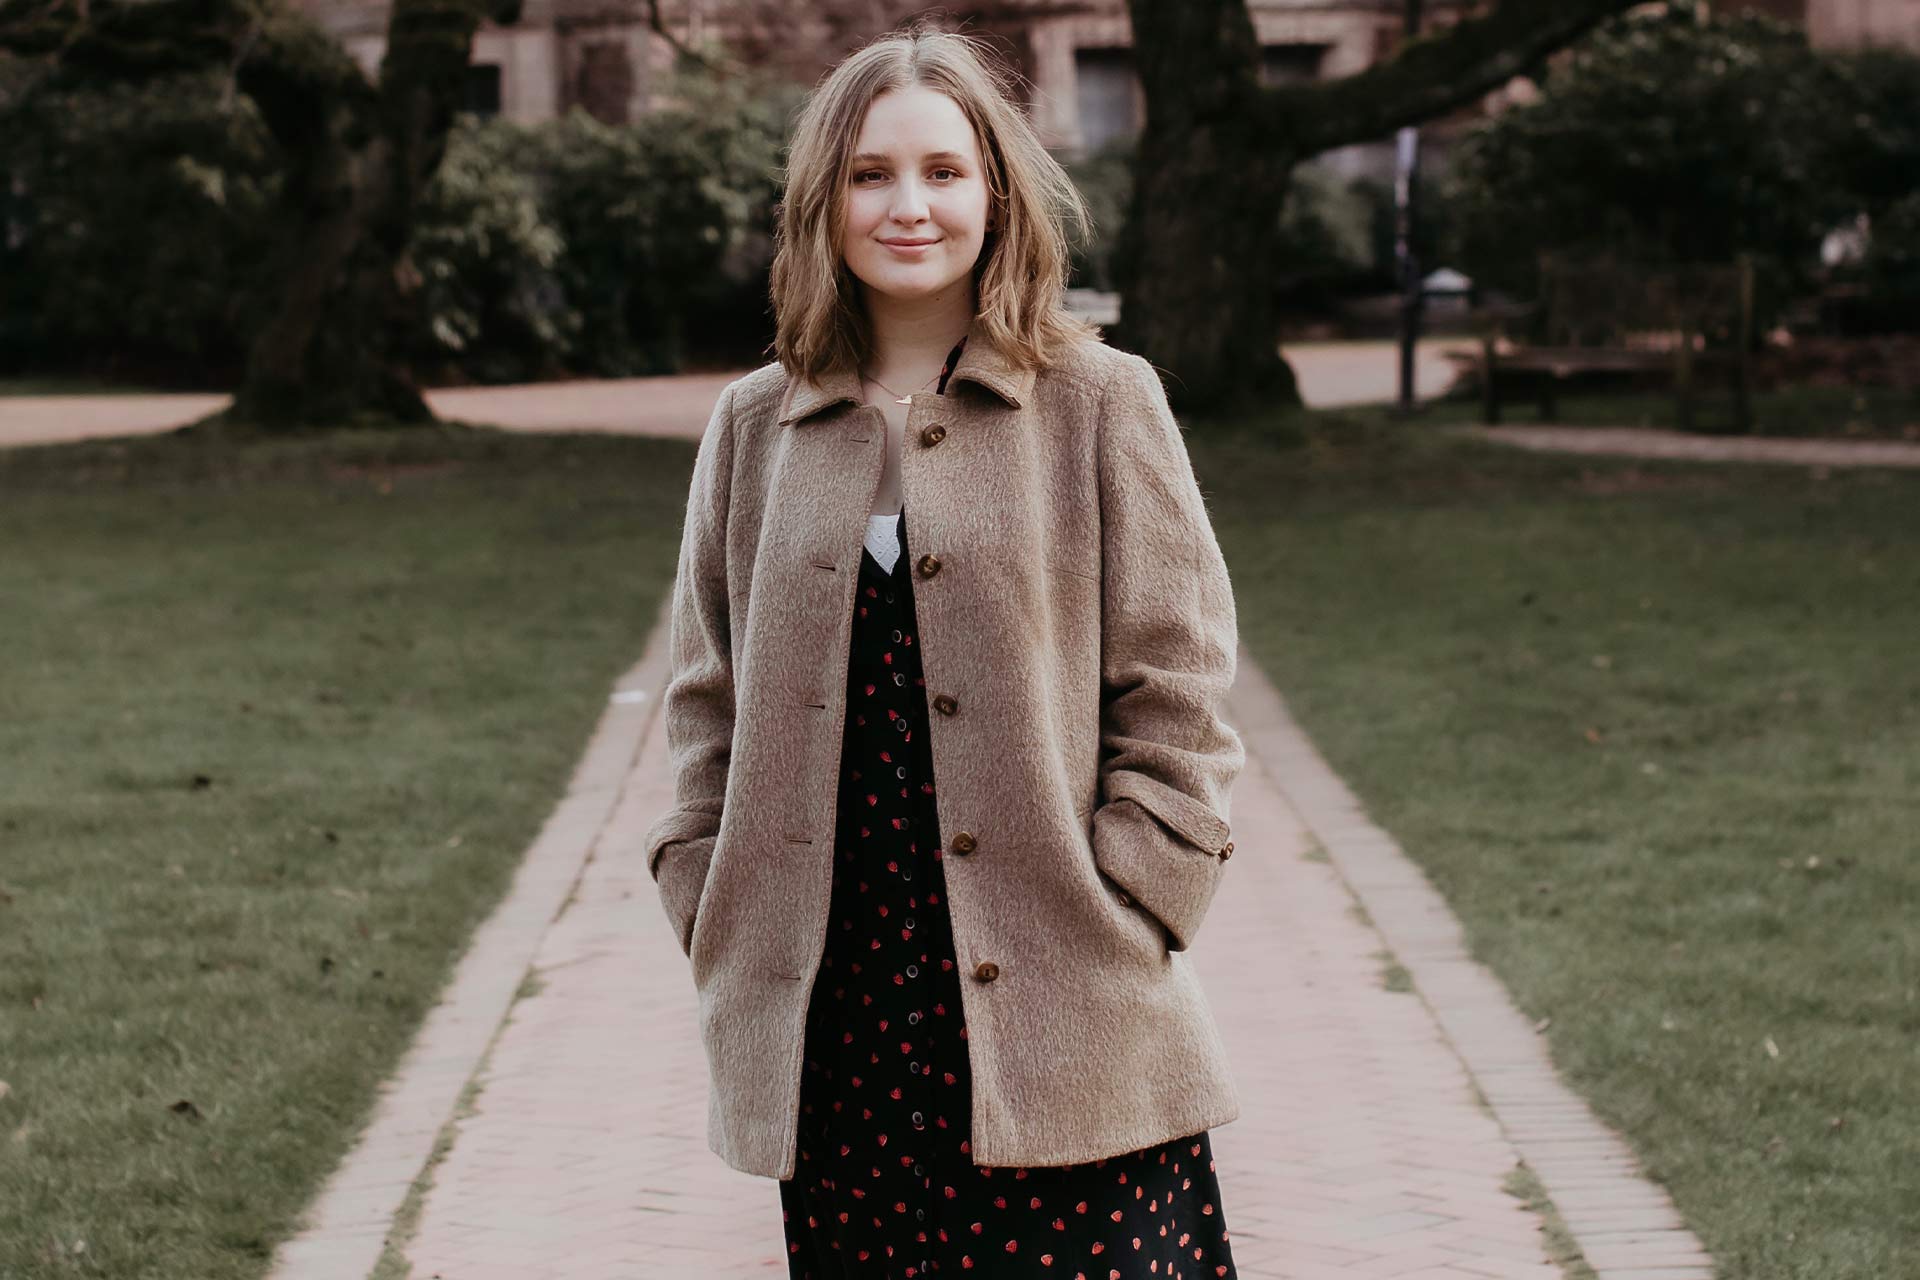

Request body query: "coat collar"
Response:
[777, 315, 1038, 426]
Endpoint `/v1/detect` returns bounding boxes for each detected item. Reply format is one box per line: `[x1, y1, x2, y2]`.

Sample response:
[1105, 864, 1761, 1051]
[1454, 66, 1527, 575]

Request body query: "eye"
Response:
[853, 170, 886, 184]
[931, 168, 959, 181]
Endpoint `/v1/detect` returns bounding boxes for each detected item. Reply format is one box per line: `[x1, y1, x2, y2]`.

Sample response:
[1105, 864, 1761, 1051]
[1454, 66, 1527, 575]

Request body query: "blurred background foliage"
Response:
[1435, 4, 1920, 337]
[0, 66, 285, 385]
[0, 1, 1914, 390]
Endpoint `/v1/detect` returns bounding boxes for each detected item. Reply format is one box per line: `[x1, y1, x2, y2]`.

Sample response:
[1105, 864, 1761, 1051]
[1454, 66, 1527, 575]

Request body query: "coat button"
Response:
[950, 831, 976, 855]
[919, 424, 947, 446]
[1220, 840, 1235, 860]
[1116, 890, 1132, 906]
[932, 693, 958, 715]
[973, 960, 999, 983]
[916, 553, 941, 577]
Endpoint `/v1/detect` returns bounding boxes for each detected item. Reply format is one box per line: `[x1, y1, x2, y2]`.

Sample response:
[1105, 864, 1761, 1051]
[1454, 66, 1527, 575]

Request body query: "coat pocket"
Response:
[1094, 864, 1171, 958]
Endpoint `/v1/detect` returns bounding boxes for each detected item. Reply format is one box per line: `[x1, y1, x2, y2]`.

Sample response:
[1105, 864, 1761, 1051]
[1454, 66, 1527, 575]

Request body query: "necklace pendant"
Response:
[895, 396, 912, 406]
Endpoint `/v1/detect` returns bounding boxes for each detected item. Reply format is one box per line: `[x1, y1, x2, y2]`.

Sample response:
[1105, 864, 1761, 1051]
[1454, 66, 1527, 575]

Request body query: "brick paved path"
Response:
[268, 599, 1715, 1280]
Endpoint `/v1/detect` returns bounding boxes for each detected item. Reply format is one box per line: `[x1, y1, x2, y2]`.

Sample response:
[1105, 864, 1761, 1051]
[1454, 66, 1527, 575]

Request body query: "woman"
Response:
[642, 21, 1246, 1279]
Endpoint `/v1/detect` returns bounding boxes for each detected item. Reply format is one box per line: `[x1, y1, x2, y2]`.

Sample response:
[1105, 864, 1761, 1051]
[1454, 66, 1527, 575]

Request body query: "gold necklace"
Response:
[859, 368, 942, 407]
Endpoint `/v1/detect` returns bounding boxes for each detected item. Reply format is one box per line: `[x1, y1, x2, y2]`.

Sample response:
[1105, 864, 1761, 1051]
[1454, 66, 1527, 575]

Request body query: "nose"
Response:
[888, 173, 930, 226]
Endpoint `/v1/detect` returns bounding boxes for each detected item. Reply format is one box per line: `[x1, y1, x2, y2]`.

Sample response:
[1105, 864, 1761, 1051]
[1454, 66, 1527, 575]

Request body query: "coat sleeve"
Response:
[640, 382, 738, 958]
[1088, 353, 1245, 953]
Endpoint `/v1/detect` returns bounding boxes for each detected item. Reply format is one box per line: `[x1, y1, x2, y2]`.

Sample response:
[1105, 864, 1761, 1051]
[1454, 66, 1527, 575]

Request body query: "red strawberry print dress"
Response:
[779, 340, 1240, 1279]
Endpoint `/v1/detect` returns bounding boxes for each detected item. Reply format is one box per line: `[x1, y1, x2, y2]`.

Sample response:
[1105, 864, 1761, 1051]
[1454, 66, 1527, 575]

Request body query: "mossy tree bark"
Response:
[1, 0, 521, 430]
[1111, 0, 1647, 417]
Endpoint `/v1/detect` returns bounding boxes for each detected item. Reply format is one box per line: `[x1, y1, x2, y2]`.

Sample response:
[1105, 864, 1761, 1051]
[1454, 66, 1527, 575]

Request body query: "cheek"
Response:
[933, 200, 982, 238]
[840, 193, 872, 235]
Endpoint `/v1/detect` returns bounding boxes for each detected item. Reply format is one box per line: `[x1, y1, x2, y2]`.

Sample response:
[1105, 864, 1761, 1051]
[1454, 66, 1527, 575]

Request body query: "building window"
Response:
[466, 64, 502, 118]
[1074, 47, 1139, 153]
[573, 41, 635, 125]
[1260, 43, 1328, 86]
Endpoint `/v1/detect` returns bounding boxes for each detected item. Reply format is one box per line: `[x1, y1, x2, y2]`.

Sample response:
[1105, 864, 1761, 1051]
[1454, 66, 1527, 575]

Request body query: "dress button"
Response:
[916, 553, 941, 578]
[910, 1060, 920, 1073]
[906, 963, 918, 977]
[950, 831, 976, 855]
[884, 591, 895, 603]
[915, 1207, 927, 1222]
[912, 1110, 924, 1127]
[908, 1010, 920, 1024]
[892, 628, 902, 642]
[901, 868, 913, 881]
[905, 916, 915, 929]
[895, 718, 908, 733]
[893, 672, 906, 686]
[896, 765, 907, 778]
[931, 693, 958, 715]
[919, 424, 946, 446]
[913, 1162, 925, 1177]
[974, 960, 1000, 983]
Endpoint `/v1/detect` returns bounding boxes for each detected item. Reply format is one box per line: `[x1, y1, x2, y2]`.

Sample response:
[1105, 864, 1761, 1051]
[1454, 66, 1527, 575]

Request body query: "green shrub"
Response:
[0, 69, 281, 385]
[1061, 138, 1135, 292]
[1819, 45, 1920, 332]
[1436, 0, 1862, 331]
[407, 69, 795, 381]
[1, 59, 796, 386]
[411, 116, 575, 385]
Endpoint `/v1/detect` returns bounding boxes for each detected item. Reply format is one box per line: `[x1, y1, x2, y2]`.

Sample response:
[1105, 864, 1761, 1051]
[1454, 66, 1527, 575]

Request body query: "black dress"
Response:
[778, 342, 1240, 1280]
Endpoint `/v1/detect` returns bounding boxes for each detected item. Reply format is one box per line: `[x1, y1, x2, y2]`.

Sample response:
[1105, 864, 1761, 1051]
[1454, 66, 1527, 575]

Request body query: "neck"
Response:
[861, 281, 974, 385]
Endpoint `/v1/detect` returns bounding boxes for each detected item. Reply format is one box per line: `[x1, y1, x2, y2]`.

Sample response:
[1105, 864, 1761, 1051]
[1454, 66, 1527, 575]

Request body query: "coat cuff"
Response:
[649, 837, 714, 959]
[644, 808, 720, 959]
[1090, 793, 1230, 953]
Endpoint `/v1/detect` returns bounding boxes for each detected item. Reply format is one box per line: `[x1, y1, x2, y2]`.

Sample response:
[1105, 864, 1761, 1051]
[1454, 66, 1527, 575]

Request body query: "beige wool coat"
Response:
[640, 315, 1246, 1181]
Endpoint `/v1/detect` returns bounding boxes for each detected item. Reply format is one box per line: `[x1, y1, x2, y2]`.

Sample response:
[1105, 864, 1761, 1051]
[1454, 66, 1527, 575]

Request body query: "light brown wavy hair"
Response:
[769, 20, 1102, 380]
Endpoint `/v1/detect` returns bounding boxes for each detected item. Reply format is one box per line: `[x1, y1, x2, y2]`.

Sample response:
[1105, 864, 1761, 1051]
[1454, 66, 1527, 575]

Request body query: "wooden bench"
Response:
[1449, 252, 1757, 432]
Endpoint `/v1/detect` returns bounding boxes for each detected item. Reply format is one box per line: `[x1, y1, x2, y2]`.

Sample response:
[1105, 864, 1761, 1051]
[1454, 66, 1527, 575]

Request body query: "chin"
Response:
[863, 272, 964, 300]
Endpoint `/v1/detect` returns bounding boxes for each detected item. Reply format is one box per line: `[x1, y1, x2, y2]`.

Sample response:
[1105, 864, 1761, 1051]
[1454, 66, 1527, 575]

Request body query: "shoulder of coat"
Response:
[1034, 337, 1158, 406]
[711, 362, 790, 440]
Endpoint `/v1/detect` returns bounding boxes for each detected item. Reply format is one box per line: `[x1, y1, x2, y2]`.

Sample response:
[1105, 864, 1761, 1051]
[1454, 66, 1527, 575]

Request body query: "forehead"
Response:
[851, 86, 981, 161]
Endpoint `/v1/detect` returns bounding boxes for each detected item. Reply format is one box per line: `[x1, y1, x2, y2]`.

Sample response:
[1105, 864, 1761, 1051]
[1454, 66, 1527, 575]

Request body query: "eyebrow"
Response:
[850, 151, 970, 166]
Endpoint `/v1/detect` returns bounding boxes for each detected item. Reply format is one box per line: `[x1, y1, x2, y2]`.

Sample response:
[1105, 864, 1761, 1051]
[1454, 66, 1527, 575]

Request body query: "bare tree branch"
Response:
[642, 0, 732, 77]
[1266, 0, 1644, 153]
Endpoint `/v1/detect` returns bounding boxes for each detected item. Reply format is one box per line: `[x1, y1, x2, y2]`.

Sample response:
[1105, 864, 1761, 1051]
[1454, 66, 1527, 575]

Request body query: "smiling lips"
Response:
[882, 238, 939, 250]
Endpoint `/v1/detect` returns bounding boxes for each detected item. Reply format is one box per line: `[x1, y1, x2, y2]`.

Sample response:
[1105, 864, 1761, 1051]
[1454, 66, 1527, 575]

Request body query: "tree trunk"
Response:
[1108, 0, 1299, 417]
[216, 0, 522, 430]
[227, 91, 431, 427]
[1108, 121, 1304, 418]
[1114, 0, 1647, 417]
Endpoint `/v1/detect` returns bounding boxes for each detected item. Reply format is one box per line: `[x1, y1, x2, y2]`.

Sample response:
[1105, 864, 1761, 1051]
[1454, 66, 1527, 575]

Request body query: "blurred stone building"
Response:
[291, 0, 1920, 182]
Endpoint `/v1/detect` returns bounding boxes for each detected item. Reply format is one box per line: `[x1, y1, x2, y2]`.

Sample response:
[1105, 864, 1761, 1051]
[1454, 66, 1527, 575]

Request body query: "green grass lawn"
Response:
[1192, 405, 1919, 1279]
[0, 427, 685, 1278]
[1, 407, 1914, 1279]
[1414, 379, 1918, 439]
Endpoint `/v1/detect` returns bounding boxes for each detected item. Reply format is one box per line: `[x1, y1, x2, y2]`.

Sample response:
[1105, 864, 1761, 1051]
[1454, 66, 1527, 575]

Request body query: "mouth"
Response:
[881, 239, 939, 250]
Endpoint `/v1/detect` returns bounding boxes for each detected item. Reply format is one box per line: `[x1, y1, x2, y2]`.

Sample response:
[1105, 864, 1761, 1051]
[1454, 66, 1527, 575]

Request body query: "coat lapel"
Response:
[776, 315, 1038, 426]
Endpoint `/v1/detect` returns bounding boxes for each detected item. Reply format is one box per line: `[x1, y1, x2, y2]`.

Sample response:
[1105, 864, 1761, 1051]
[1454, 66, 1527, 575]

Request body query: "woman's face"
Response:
[840, 85, 992, 306]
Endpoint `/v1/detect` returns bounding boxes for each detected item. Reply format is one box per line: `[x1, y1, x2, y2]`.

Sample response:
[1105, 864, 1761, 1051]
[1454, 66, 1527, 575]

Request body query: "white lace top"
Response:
[865, 509, 904, 574]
